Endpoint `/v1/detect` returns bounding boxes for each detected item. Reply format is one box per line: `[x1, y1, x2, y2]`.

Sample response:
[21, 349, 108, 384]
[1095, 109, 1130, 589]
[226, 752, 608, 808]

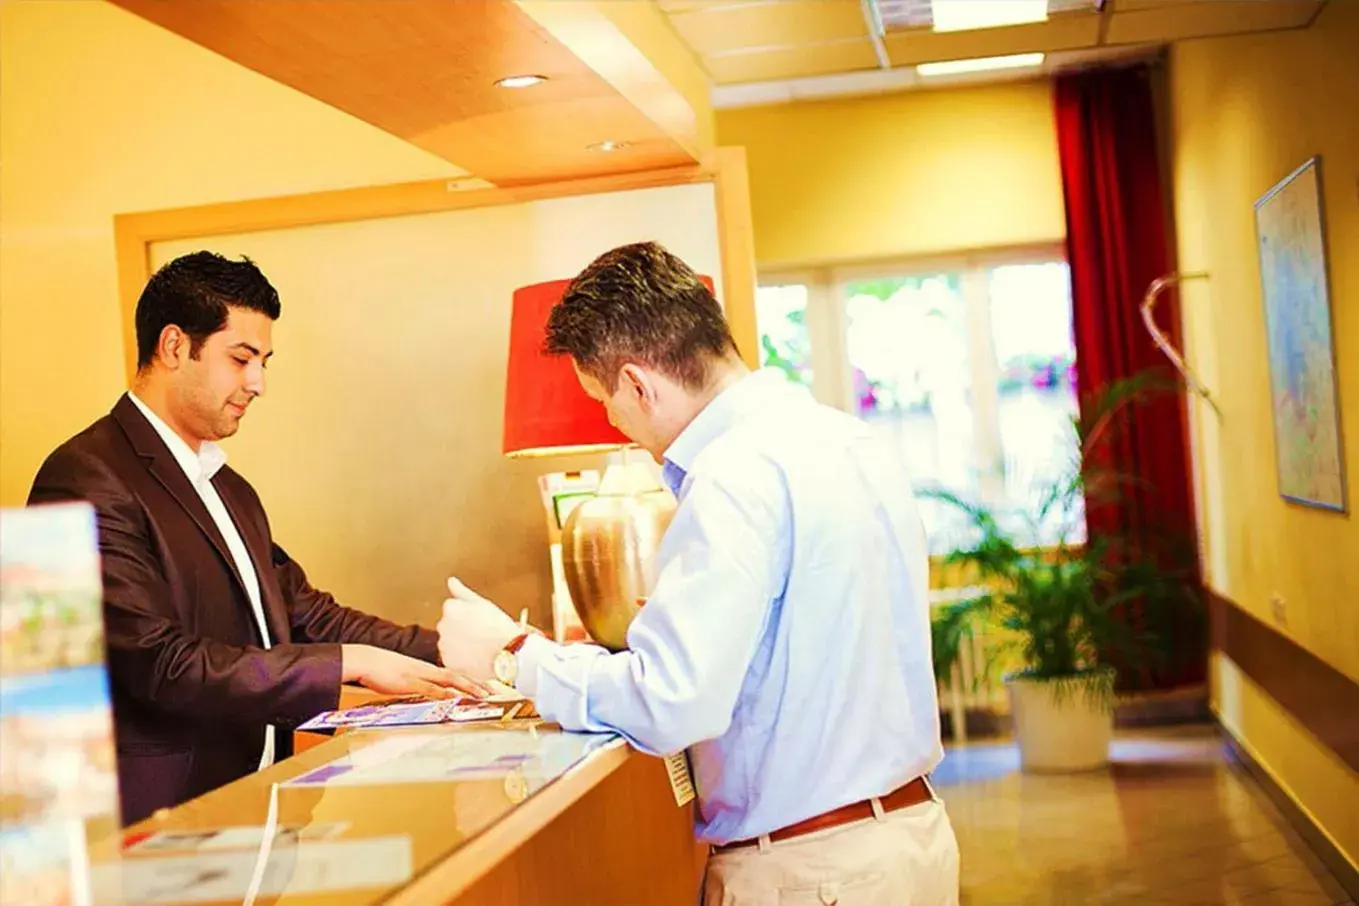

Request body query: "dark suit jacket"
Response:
[28, 394, 440, 825]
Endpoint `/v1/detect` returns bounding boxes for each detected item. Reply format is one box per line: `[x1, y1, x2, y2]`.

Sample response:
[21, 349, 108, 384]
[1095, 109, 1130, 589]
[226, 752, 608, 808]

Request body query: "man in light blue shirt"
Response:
[438, 241, 959, 905]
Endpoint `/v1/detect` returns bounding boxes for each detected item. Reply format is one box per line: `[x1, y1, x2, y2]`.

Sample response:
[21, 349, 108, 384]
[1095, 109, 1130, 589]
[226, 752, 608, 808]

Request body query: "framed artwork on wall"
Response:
[1254, 156, 1347, 512]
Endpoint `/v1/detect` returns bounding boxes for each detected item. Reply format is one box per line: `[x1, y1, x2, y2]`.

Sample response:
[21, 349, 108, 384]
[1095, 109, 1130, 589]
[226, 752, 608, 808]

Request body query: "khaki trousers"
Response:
[702, 797, 960, 906]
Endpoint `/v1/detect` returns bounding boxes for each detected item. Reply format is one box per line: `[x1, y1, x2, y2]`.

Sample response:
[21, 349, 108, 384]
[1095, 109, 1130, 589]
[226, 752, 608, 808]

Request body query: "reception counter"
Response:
[85, 719, 707, 905]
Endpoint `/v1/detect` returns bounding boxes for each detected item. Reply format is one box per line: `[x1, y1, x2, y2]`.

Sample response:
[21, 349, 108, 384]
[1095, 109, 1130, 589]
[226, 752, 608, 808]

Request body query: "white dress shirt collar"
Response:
[663, 367, 803, 476]
[127, 391, 228, 483]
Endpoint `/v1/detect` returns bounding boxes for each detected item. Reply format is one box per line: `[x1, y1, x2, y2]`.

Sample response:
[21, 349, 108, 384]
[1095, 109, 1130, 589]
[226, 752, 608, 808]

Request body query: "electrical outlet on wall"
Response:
[1270, 593, 1288, 627]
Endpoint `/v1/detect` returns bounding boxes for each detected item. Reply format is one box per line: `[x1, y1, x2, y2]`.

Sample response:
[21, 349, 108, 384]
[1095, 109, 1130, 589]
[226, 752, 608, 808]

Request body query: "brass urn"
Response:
[560, 463, 676, 650]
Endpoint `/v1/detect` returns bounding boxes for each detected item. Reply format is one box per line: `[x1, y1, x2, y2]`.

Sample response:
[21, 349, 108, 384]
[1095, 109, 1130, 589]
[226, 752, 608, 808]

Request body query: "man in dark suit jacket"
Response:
[29, 251, 479, 825]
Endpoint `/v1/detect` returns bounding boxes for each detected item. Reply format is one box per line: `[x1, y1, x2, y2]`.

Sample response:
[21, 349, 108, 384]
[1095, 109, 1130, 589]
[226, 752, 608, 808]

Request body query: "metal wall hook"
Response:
[1141, 271, 1220, 416]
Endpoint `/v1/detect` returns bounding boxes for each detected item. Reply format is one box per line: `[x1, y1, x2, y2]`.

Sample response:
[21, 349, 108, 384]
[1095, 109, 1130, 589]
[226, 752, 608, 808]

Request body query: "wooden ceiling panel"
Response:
[885, 15, 1102, 66]
[706, 39, 881, 84]
[110, 0, 695, 185]
[410, 95, 698, 180]
[1106, 0, 1321, 44]
[667, 0, 868, 56]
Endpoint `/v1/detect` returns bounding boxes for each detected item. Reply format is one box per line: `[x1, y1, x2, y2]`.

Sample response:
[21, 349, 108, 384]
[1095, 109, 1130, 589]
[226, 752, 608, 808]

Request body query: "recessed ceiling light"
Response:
[586, 140, 630, 153]
[917, 52, 1046, 77]
[495, 74, 548, 89]
[931, 0, 1048, 32]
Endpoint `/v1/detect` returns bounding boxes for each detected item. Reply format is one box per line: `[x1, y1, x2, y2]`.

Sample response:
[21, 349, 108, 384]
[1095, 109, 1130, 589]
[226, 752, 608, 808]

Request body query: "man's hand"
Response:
[437, 577, 521, 678]
[340, 644, 488, 699]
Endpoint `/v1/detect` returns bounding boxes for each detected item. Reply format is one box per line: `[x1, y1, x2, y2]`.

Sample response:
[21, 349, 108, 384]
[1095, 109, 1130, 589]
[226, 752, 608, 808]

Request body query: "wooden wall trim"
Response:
[112, 157, 753, 381]
[712, 146, 759, 369]
[1209, 589, 1359, 773]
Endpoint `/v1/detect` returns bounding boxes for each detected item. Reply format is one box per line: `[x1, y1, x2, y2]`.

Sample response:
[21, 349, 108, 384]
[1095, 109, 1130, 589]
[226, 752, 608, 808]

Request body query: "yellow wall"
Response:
[0, 0, 463, 507]
[1169, 0, 1359, 865]
[715, 80, 1066, 269]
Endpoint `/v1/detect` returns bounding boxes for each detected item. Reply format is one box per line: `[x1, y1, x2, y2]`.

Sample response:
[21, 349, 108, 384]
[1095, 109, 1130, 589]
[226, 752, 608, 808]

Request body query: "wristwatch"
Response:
[493, 633, 530, 687]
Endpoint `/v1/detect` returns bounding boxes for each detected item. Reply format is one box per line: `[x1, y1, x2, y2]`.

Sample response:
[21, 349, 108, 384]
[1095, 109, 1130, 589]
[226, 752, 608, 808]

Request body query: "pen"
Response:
[518, 608, 528, 633]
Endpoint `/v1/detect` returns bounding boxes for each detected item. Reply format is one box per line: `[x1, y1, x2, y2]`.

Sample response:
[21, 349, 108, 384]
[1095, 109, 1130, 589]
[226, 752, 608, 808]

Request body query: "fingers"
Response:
[440, 594, 518, 635]
[441, 594, 483, 623]
[441, 597, 464, 622]
[450, 674, 492, 698]
[411, 679, 454, 700]
[442, 577, 484, 627]
[446, 576, 484, 601]
[415, 661, 487, 696]
[418, 661, 462, 685]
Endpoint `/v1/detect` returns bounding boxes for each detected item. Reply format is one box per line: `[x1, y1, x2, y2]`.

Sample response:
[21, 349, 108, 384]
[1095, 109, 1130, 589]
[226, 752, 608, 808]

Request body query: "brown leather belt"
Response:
[714, 777, 933, 852]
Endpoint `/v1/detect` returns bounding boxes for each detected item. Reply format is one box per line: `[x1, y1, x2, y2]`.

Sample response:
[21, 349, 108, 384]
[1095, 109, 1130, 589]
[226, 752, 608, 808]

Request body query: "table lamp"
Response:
[504, 278, 704, 650]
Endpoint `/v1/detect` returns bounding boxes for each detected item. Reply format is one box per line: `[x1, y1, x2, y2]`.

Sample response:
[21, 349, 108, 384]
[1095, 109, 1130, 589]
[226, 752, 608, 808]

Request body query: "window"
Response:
[987, 263, 1083, 548]
[753, 283, 813, 389]
[756, 256, 1083, 553]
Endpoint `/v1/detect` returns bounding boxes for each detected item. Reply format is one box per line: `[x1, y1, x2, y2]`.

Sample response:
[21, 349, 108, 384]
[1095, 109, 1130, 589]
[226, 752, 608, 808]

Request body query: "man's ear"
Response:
[618, 363, 654, 406]
[157, 325, 190, 370]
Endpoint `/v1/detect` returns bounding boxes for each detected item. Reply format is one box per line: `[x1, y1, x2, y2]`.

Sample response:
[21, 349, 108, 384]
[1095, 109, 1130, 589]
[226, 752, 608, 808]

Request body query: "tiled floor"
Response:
[933, 725, 1354, 906]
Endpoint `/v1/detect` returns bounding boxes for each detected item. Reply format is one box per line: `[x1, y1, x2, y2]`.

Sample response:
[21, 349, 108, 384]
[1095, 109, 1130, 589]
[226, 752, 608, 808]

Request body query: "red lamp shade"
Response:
[502, 274, 718, 458]
[502, 279, 628, 457]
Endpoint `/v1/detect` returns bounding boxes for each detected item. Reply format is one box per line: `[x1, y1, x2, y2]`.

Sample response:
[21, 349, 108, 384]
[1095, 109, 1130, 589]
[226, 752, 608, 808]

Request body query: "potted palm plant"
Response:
[926, 373, 1203, 772]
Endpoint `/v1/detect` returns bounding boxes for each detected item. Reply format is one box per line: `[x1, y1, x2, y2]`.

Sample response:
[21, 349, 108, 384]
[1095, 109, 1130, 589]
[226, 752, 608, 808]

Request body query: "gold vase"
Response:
[560, 463, 676, 651]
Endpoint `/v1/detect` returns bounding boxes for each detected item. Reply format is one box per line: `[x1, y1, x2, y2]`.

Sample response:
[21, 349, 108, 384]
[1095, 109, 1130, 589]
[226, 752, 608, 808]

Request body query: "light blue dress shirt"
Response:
[517, 368, 943, 844]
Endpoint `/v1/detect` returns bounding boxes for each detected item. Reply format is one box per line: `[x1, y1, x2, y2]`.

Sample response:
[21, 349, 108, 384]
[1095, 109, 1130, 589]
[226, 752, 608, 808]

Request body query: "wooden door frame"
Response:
[113, 147, 757, 381]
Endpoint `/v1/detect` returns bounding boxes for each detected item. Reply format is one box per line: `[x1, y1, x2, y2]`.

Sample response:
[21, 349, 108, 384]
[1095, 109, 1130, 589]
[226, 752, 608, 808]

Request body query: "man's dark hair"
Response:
[135, 251, 281, 370]
[543, 241, 738, 390]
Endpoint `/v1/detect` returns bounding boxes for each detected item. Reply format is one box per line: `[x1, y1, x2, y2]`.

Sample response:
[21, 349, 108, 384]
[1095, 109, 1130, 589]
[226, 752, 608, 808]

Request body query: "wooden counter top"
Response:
[87, 720, 705, 905]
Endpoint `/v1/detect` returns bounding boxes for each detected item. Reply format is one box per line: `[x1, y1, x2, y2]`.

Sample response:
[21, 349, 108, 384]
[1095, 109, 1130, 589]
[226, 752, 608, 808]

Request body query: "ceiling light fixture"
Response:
[586, 140, 629, 153]
[930, 0, 1048, 32]
[495, 74, 548, 89]
[917, 52, 1046, 77]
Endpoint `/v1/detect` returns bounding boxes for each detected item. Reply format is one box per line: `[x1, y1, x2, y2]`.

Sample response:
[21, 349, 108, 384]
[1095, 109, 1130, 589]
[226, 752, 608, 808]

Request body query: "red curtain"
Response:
[1055, 65, 1204, 691]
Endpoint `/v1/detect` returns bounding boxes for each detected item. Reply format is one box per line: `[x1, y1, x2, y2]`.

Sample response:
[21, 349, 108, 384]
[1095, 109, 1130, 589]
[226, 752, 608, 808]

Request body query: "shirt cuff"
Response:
[514, 633, 556, 699]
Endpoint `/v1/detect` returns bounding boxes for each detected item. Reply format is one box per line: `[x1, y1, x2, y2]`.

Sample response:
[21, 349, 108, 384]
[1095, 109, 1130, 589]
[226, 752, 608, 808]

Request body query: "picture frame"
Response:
[1253, 156, 1347, 512]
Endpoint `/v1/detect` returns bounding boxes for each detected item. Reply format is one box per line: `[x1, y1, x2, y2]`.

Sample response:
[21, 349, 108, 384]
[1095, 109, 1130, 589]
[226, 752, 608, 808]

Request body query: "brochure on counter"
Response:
[297, 686, 533, 732]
